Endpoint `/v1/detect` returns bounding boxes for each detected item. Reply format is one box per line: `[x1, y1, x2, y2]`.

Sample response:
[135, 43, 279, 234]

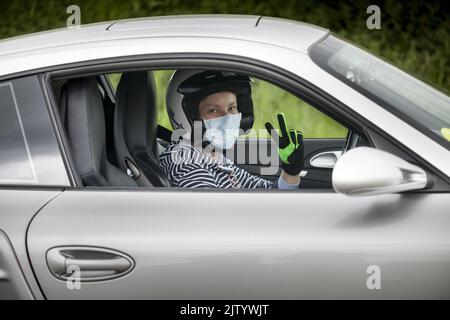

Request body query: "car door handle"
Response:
[309, 151, 342, 169]
[46, 246, 134, 282]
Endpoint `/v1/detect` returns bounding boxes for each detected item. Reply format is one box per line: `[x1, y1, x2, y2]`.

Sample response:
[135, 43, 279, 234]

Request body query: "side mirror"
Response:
[332, 147, 428, 196]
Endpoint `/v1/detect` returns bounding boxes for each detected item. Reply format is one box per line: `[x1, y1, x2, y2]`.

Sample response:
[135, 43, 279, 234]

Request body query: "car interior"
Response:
[53, 72, 172, 188]
[50, 69, 371, 189]
[57, 77, 138, 187]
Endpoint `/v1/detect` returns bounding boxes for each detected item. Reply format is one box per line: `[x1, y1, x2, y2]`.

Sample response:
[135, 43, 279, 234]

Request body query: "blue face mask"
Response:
[203, 113, 242, 150]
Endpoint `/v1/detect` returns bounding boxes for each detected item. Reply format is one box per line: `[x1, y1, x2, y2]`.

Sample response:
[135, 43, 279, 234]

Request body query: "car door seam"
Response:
[24, 189, 66, 300]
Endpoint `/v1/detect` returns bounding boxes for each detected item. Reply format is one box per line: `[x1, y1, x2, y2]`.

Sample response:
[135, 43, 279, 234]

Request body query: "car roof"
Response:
[0, 15, 328, 59]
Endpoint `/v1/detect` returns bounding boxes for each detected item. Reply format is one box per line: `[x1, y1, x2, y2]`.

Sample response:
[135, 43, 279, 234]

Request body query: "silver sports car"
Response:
[0, 15, 449, 299]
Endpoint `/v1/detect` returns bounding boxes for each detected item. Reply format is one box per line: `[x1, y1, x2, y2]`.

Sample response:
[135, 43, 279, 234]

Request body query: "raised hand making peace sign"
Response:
[265, 113, 305, 176]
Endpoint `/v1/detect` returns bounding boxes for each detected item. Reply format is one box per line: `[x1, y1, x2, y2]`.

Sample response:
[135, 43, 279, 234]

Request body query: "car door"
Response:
[26, 65, 450, 299]
[27, 186, 450, 299]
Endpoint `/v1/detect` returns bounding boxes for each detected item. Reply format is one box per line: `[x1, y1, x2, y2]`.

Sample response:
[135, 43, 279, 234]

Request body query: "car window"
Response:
[59, 69, 353, 190]
[0, 82, 36, 183]
[108, 71, 348, 139]
[310, 35, 450, 149]
[0, 77, 70, 186]
[97, 69, 350, 190]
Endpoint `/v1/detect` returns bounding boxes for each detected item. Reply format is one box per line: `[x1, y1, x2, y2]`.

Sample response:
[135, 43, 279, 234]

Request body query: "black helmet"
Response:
[168, 70, 254, 134]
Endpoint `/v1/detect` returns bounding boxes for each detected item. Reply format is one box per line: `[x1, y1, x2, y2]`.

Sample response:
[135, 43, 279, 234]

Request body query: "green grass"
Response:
[108, 71, 348, 138]
[251, 79, 347, 138]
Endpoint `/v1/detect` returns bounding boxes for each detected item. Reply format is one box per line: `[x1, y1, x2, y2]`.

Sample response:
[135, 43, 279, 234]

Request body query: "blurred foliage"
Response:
[1, 0, 448, 137]
[250, 78, 348, 138]
[1, 0, 448, 90]
[108, 71, 348, 138]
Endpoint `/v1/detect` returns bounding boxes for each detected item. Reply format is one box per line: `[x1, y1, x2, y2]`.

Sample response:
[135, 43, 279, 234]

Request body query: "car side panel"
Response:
[28, 189, 450, 299]
[0, 189, 63, 299]
[0, 230, 34, 299]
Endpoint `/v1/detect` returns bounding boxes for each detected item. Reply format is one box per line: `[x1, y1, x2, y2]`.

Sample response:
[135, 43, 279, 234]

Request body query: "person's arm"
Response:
[277, 173, 300, 189]
[231, 165, 299, 190]
[231, 165, 274, 189]
[281, 170, 300, 185]
[170, 163, 219, 188]
[160, 141, 220, 188]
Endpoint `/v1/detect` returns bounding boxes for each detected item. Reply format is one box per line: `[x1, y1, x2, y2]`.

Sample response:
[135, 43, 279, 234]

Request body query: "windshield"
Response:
[309, 35, 450, 149]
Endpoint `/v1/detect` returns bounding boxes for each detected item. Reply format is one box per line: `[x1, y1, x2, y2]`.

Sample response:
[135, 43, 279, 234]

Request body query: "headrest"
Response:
[65, 78, 107, 184]
[115, 71, 158, 153]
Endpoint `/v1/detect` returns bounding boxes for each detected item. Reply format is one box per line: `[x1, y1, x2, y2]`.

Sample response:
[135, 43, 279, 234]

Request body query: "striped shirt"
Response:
[159, 140, 275, 189]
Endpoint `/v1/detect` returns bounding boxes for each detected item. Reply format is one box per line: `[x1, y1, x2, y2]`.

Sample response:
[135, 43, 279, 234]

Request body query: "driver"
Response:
[160, 70, 305, 189]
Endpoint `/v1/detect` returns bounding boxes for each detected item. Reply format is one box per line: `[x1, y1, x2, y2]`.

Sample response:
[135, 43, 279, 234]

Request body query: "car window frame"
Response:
[0, 75, 71, 189]
[34, 52, 448, 190]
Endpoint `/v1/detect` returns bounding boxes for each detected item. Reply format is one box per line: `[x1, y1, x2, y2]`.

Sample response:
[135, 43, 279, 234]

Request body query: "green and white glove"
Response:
[265, 113, 305, 176]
